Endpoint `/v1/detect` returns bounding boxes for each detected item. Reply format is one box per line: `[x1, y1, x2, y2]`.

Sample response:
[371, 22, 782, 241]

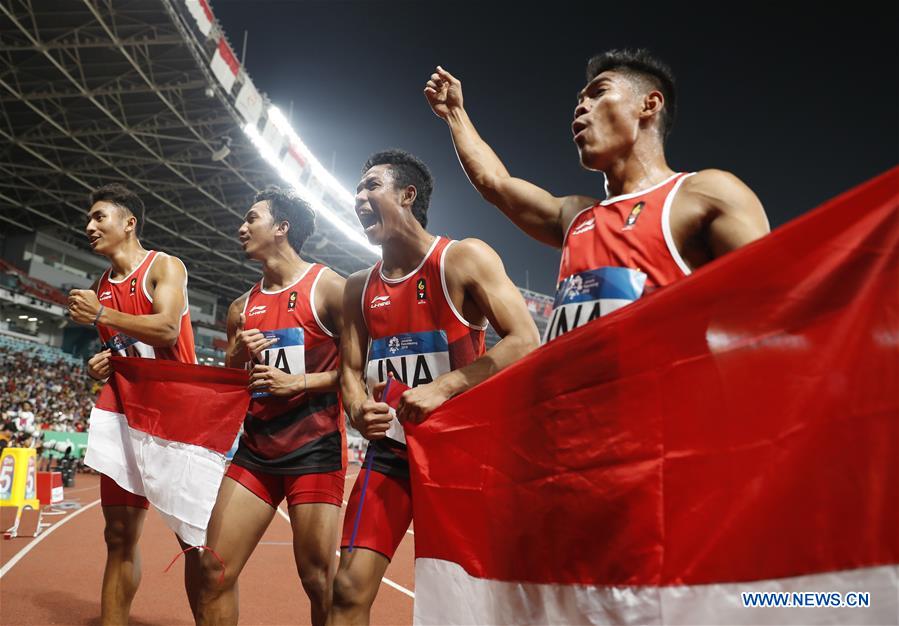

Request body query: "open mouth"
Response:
[571, 120, 588, 140]
[88, 235, 102, 247]
[357, 209, 380, 233]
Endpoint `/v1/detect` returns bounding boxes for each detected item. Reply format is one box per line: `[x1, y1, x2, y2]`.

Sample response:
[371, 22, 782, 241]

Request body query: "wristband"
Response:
[93, 305, 105, 326]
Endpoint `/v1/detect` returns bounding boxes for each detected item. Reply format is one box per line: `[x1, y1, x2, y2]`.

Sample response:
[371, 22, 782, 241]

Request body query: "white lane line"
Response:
[0, 498, 101, 578]
[275, 506, 414, 599]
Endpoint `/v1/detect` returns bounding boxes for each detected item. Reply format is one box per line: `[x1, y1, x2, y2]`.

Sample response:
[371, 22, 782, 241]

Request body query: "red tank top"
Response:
[95, 250, 196, 363]
[232, 263, 344, 475]
[361, 236, 486, 477]
[546, 172, 694, 342]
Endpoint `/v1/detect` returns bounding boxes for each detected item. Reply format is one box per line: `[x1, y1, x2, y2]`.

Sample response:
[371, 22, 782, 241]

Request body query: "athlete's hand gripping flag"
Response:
[406, 168, 899, 625]
[85, 357, 249, 546]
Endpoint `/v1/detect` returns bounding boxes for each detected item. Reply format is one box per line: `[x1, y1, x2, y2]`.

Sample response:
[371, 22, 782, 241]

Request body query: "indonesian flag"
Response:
[406, 168, 899, 625]
[184, 0, 214, 37]
[210, 38, 239, 93]
[85, 357, 249, 546]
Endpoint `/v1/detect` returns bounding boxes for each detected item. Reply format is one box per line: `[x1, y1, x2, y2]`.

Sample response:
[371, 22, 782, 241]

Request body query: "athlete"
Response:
[328, 150, 540, 625]
[196, 186, 346, 626]
[425, 49, 770, 341]
[68, 183, 200, 625]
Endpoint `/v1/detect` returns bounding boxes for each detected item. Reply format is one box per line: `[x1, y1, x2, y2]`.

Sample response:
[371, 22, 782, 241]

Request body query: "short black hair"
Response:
[586, 48, 677, 140]
[254, 185, 316, 253]
[88, 183, 146, 237]
[362, 149, 433, 228]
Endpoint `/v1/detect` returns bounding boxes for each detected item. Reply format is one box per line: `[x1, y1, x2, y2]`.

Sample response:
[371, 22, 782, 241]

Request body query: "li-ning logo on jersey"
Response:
[622, 202, 645, 231]
[247, 304, 267, 317]
[287, 291, 297, 311]
[416, 278, 427, 303]
[370, 295, 391, 309]
[98, 290, 112, 302]
[129, 277, 137, 295]
[571, 217, 596, 236]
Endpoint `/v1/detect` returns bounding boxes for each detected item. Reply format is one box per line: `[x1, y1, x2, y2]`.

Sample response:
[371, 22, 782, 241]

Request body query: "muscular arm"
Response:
[426, 67, 594, 247]
[686, 169, 770, 258]
[437, 239, 540, 397]
[224, 295, 250, 368]
[304, 268, 346, 393]
[398, 239, 540, 422]
[97, 255, 187, 347]
[340, 271, 393, 439]
[339, 272, 371, 420]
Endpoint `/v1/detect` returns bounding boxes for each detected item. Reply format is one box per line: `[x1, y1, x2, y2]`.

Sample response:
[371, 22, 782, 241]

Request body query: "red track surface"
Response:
[1, 466, 414, 625]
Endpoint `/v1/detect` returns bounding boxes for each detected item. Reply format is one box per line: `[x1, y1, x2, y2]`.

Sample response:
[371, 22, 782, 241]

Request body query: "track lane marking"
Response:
[0, 498, 101, 578]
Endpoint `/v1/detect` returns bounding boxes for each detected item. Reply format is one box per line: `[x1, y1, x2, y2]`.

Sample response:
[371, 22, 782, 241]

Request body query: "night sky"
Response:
[213, 1, 898, 294]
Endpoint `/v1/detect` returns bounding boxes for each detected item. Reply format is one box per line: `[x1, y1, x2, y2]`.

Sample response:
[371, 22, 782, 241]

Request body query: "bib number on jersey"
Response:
[366, 330, 451, 443]
[251, 327, 305, 398]
[544, 266, 647, 343]
[105, 333, 156, 358]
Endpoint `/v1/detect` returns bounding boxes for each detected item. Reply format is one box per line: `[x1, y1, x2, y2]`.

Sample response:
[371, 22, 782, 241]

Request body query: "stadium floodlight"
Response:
[18, 314, 28, 319]
[242, 109, 380, 258]
[27, 317, 37, 322]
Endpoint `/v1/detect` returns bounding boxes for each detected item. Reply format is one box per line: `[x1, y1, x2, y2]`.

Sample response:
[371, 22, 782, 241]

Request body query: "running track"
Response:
[0, 466, 414, 625]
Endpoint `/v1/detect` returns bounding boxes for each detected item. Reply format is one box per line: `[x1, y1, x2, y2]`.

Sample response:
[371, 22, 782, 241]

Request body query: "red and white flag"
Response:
[184, 0, 214, 37]
[210, 38, 239, 93]
[85, 357, 249, 546]
[406, 168, 899, 625]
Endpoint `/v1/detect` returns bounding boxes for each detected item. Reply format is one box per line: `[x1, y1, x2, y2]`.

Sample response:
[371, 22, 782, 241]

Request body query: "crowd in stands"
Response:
[0, 336, 98, 453]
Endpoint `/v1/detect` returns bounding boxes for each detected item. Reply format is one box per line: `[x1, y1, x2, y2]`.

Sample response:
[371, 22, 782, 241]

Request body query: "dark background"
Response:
[214, 0, 898, 293]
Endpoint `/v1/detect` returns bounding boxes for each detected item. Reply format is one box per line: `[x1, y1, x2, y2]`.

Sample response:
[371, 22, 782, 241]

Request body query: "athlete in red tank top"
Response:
[426, 53, 769, 341]
[68, 184, 201, 624]
[329, 150, 539, 625]
[196, 186, 346, 626]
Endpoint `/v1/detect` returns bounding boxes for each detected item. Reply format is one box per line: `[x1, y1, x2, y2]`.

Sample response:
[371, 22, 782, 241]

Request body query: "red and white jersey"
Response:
[232, 263, 344, 475]
[361, 236, 486, 478]
[95, 250, 196, 363]
[546, 172, 695, 342]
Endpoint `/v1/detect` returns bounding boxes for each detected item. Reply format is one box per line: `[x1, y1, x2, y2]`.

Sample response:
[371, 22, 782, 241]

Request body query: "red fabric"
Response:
[96, 357, 250, 454]
[407, 167, 899, 586]
[559, 172, 690, 288]
[340, 470, 412, 560]
[225, 463, 345, 507]
[216, 39, 239, 75]
[362, 236, 485, 379]
[100, 473, 149, 509]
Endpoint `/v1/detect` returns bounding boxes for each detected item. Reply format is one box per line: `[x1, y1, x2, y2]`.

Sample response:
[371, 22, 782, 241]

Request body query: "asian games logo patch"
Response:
[388, 336, 401, 354]
[287, 290, 297, 311]
[622, 201, 645, 231]
[565, 274, 584, 299]
[416, 278, 427, 303]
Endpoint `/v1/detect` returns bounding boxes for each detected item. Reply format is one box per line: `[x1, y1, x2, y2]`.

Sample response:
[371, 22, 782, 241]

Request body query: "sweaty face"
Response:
[85, 201, 134, 256]
[237, 201, 279, 260]
[354, 164, 408, 245]
[572, 71, 645, 171]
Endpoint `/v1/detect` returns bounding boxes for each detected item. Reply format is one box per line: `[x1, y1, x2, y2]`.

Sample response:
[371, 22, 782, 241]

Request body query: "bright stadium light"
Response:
[242, 109, 380, 257]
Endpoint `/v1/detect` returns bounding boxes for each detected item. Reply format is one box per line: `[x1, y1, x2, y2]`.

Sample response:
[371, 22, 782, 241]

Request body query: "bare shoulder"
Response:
[149, 252, 188, 281]
[229, 288, 253, 316]
[559, 194, 600, 233]
[682, 169, 758, 206]
[316, 266, 346, 290]
[344, 267, 372, 298]
[447, 237, 501, 267]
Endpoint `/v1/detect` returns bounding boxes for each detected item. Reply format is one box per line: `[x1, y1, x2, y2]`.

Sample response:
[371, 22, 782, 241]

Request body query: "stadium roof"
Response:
[0, 0, 377, 303]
